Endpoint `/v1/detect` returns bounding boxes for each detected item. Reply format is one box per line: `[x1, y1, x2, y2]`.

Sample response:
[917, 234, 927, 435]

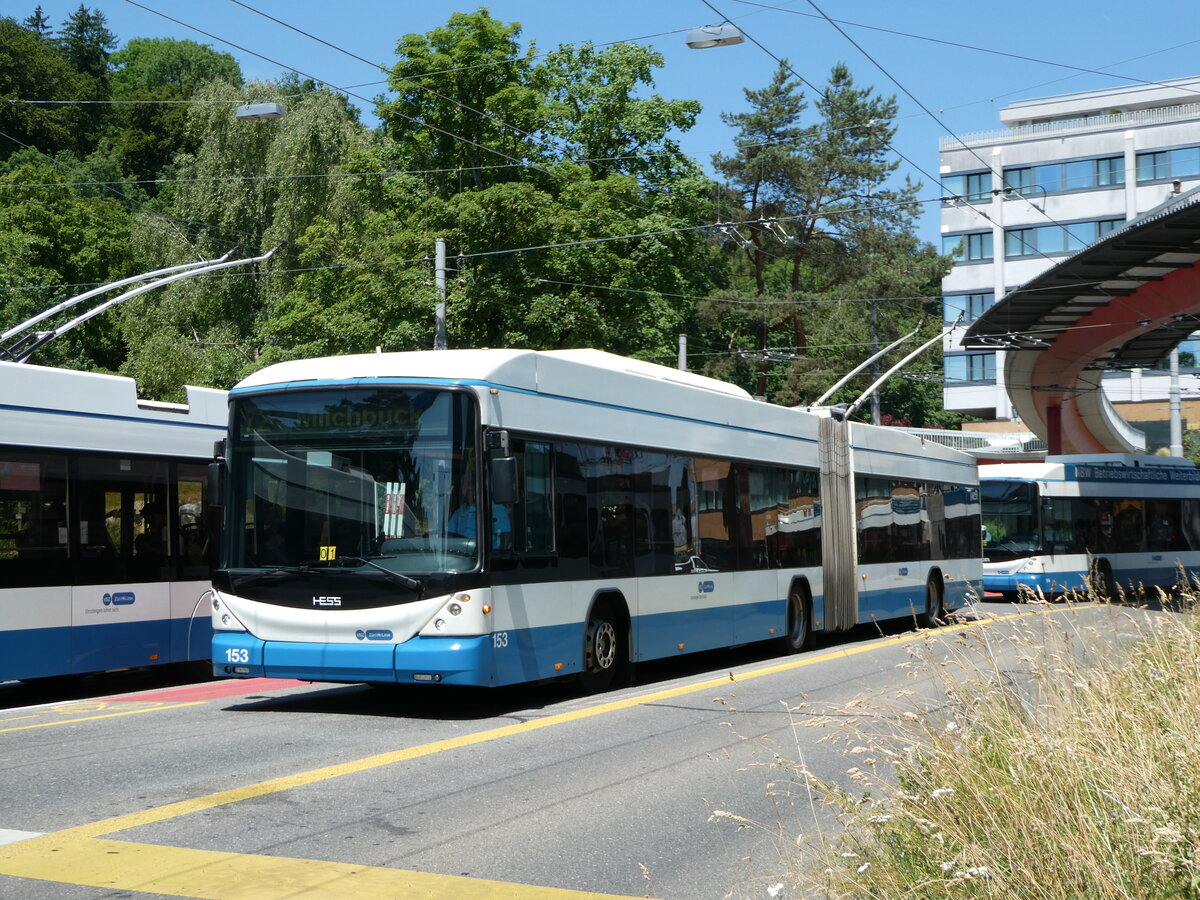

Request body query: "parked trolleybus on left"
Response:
[208, 348, 982, 691]
[0, 361, 226, 682]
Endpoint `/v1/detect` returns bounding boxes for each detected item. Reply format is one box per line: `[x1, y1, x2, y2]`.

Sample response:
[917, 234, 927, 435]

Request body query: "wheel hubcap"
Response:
[587, 619, 616, 672]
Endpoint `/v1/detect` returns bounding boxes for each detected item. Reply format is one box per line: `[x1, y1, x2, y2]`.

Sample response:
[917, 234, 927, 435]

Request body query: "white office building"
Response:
[940, 76, 1200, 426]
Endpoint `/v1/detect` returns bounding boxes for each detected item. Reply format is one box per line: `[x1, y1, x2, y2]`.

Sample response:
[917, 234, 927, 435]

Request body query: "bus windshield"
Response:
[226, 388, 478, 575]
[981, 479, 1040, 562]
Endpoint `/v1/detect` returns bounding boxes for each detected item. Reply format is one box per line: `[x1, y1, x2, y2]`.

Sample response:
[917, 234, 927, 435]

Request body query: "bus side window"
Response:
[177, 463, 211, 577]
[0, 452, 68, 588]
[76, 454, 171, 583]
[517, 441, 554, 554]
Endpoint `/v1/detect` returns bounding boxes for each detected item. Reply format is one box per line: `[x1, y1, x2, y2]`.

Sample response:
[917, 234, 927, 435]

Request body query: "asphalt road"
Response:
[0, 599, 1153, 900]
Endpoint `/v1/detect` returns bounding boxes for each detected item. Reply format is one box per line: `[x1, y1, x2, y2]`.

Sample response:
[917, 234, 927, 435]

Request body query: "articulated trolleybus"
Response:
[210, 350, 981, 690]
[0, 361, 226, 682]
[981, 454, 1200, 600]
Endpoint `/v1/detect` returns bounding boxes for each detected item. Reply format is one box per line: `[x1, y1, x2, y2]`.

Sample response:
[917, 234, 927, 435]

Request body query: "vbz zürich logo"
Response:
[698, 580, 715, 594]
[102, 592, 136, 606]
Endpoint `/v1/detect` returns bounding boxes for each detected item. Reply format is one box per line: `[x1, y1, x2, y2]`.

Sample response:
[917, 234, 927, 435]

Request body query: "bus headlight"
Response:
[448, 603, 462, 616]
[434, 618, 447, 631]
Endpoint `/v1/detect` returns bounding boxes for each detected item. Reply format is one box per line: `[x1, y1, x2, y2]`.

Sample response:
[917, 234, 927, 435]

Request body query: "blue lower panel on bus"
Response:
[857, 579, 976, 624]
[0, 618, 196, 682]
[636, 600, 780, 660]
[1, 625, 71, 681]
[170, 616, 212, 664]
[986, 565, 1177, 597]
[214, 631, 501, 686]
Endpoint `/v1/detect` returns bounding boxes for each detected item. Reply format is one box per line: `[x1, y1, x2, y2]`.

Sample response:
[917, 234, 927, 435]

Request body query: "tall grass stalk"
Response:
[794, 594, 1200, 899]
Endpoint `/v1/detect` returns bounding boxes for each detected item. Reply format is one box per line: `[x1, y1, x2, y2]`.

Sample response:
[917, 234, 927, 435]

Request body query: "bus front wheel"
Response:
[581, 605, 620, 693]
[920, 576, 944, 628]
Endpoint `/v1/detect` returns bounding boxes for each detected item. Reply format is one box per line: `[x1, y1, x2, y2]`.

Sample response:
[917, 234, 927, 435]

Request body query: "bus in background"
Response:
[980, 454, 1200, 600]
[0, 361, 226, 682]
[209, 349, 981, 691]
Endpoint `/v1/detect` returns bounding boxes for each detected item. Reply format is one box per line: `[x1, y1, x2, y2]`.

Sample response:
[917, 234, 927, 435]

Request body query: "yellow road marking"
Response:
[0, 605, 1071, 900]
[45, 609, 1045, 843]
[0, 701, 205, 734]
[0, 836, 637, 900]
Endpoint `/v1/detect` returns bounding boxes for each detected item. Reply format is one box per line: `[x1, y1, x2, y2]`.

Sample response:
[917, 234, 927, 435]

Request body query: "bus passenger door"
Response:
[72, 455, 172, 673]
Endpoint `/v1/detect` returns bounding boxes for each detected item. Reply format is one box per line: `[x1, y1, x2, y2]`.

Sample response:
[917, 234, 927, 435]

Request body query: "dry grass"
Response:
[789, 591, 1200, 899]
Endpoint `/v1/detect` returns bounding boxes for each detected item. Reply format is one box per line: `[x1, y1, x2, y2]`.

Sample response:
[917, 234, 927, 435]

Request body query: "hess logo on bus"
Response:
[312, 595, 342, 607]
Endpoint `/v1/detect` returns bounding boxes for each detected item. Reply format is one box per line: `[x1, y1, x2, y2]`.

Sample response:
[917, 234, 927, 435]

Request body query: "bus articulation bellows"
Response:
[210, 349, 982, 690]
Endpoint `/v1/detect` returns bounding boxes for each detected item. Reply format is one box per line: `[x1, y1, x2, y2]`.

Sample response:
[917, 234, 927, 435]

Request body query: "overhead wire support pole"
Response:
[434, 238, 448, 351]
[809, 315, 926, 408]
[842, 314, 960, 421]
[4, 246, 280, 364]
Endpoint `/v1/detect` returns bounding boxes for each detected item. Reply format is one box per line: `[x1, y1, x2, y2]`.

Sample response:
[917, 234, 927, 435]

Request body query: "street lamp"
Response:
[235, 102, 286, 121]
[685, 23, 744, 48]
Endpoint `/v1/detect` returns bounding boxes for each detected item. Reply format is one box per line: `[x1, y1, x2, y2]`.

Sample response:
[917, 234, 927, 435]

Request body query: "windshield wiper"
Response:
[336, 555, 423, 593]
[232, 564, 324, 590]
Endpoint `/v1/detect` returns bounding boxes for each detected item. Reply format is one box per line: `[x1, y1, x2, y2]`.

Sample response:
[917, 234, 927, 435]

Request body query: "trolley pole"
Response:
[678, 334, 687, 372]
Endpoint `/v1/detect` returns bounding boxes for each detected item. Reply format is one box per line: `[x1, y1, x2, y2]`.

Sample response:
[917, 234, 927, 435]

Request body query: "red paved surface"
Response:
[109, 677, 306, 702]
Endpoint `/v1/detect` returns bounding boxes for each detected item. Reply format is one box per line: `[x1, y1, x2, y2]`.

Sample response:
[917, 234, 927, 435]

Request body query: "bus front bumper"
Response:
[212, 632, 495, 685]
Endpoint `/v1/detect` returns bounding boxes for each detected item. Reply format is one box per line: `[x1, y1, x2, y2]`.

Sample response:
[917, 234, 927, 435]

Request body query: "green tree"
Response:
[107, 37, 243, 187]
[23, 6, 52, 37]
[115, 78, 366, 398]
[270, 11, 716, 366]
[379, 9, 544, 196]
[0, 149, 135, 370]
[55, 4, 116, 146]
[0, 16, 89, 159]
[536, 41, 701, 183]
[702, 62, 950, 421]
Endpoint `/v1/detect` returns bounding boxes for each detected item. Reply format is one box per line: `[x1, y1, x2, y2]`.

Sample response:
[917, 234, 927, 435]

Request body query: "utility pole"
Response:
[434, 238, 448, 350]
[1170, 347, 1183, 457]
[867, 180, 881, 425]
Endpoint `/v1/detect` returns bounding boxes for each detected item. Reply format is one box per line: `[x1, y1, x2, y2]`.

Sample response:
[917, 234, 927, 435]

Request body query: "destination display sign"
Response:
[1069, 463, 1200, 484]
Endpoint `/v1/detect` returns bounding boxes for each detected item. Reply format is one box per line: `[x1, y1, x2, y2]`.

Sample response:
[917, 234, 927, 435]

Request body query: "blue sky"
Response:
[20, 0, 1200, 242]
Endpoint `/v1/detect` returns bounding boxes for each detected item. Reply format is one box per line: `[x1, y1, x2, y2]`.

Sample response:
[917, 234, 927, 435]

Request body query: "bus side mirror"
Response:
[208, 438, 226, 510]
[208, 460, 226, 509]
[491, 456, 517, 504]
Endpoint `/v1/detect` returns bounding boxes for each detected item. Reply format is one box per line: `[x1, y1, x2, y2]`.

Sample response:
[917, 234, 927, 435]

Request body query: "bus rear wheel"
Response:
[919, 576, 944, 628]
[580, 605, 620, 693]
[781, 585, 812, 653]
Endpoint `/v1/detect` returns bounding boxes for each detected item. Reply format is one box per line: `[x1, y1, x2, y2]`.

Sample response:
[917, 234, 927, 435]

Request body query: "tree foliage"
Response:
[0, 7, 951, 427]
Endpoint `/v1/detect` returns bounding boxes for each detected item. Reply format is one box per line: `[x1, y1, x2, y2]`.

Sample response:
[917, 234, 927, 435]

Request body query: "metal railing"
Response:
[941, 101, 1200, 150]
[898, 428, 1047, 458]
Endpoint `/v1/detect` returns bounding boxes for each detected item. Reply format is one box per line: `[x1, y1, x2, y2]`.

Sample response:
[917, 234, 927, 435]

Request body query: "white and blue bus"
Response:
[0, 361, 226, 682]
[981, 454, 1200, 600]
[209, 349, 982, 690]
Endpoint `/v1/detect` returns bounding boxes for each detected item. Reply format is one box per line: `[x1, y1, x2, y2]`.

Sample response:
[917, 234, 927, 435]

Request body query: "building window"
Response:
[943, 292, 994, 324]
[943, 231, 993, 262]
[942, 171, 992, 203]
[1137, 146, 1200, 182]
[1003, 156, 1124, 196]
[1004, 219, 1123, 258]
[944, 352, 996, 384]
